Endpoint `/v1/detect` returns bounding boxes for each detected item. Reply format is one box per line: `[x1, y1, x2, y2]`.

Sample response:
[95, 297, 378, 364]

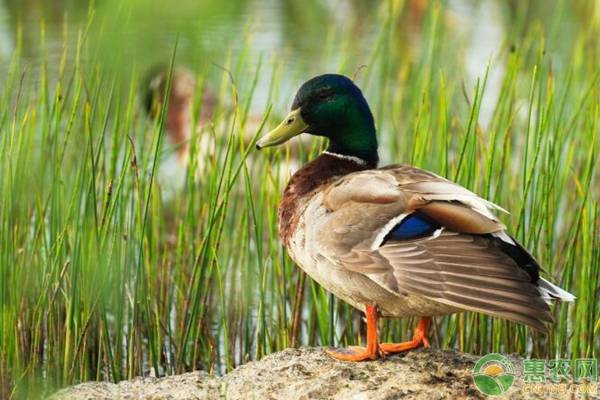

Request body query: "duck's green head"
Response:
[257, 74, 378, 165]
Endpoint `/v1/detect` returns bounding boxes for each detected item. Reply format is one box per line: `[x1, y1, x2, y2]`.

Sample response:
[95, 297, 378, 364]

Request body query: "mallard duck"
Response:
[143, 66, 217, 170]
[256, 74, 574, 362]
[142, 66, 301, 191]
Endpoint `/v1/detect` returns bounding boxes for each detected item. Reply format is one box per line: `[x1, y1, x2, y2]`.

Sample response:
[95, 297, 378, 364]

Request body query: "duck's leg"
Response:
[326, 304, 379, 361]
[379, 316, 431, 354]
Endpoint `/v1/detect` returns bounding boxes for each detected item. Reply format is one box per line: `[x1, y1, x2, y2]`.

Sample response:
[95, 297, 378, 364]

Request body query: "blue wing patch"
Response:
[384, 212, 440, 242]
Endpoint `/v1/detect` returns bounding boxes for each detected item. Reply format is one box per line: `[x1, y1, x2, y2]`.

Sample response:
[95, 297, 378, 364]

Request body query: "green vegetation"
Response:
[0, 1, 598, 398]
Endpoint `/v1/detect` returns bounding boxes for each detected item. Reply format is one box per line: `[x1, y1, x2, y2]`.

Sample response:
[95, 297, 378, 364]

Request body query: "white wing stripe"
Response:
[370, 213, 408, 250]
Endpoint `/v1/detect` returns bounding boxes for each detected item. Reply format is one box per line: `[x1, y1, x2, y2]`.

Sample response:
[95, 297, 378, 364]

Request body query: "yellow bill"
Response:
[256, 108, 308, 149]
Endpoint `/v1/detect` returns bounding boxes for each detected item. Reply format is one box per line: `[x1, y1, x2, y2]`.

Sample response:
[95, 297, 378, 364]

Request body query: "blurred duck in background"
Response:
[142, 66, 217, 195]
[142, 65, 304, 196]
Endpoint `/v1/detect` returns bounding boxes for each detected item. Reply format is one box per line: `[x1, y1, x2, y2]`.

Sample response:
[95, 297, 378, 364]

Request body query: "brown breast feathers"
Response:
[278, 153, 374, 245]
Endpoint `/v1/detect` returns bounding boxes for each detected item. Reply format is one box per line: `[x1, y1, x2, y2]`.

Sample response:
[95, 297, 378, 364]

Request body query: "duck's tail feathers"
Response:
[537, 278, 575, 304]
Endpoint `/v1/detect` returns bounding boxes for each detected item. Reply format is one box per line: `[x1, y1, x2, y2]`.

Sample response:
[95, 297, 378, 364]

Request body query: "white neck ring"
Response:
[323, 151, 367, 166]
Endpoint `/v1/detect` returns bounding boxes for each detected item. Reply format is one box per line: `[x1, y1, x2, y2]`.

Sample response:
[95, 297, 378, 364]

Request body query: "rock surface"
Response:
[51, 347, 560, 399]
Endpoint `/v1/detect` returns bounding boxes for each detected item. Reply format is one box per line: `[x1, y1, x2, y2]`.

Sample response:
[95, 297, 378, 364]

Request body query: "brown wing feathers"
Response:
[321, 165, 554, 331]
[377, 232, 553, 331]
[418, 202, 505, 234]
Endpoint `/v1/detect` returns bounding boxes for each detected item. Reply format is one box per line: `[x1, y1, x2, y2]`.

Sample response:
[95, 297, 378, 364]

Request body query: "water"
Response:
[0, 0, 581, 117]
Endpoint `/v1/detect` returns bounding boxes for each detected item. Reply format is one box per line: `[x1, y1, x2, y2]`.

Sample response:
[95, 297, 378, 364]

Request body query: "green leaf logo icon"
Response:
[473, 353, 516, 395]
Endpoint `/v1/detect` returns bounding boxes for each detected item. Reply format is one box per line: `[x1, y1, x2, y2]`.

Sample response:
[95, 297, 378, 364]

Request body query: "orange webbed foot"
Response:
[326, 304, 380, 362]
[324, 308, 433, 361]
[326, 346, 379, 361]
[378, 317, 431, 355]
[378, 337, 429, 354]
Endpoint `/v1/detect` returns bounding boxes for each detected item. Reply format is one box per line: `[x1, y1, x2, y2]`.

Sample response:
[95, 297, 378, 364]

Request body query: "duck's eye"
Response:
[318, 90, 334, 100]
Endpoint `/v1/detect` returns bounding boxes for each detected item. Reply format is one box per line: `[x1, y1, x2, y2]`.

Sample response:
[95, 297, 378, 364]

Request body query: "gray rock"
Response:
[51, 347, 560, 399]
